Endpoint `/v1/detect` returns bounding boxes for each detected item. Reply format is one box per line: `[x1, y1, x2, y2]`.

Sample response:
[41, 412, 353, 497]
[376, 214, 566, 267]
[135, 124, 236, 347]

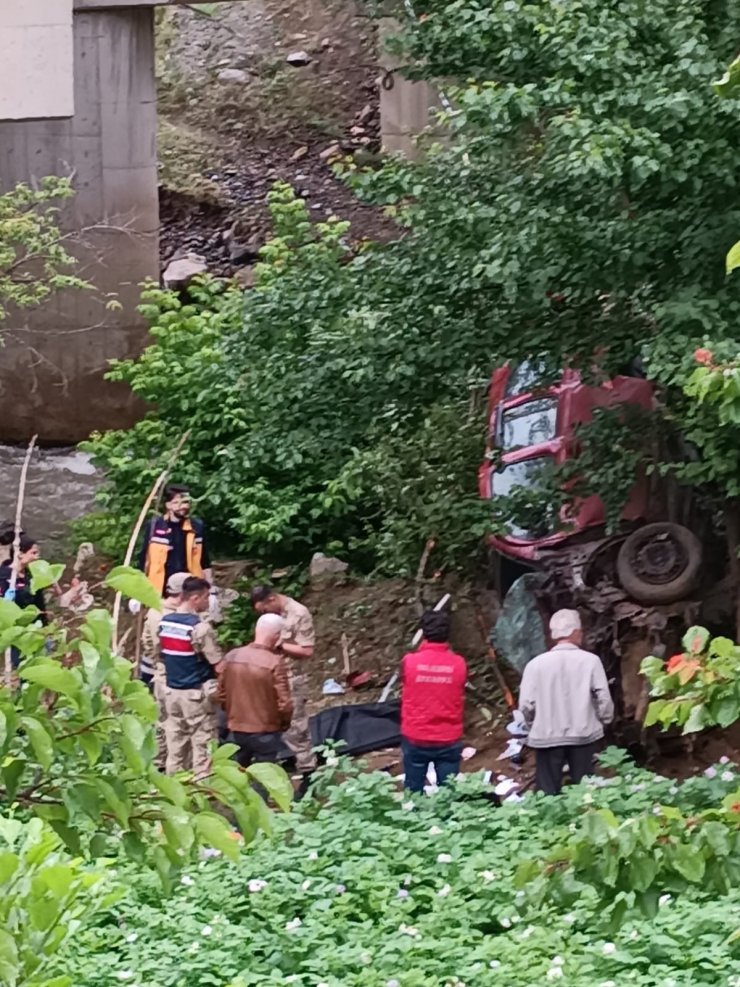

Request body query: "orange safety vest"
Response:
[144, 516, 204, 595]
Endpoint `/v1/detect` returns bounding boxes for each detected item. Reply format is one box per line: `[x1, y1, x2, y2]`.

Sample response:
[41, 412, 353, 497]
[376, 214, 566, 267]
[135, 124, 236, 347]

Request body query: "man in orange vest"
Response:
[137, 484, 213, 597]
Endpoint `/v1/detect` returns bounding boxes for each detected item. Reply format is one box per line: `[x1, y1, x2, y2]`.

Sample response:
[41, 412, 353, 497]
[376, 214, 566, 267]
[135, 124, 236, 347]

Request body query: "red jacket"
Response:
[401, 641, 467, 745]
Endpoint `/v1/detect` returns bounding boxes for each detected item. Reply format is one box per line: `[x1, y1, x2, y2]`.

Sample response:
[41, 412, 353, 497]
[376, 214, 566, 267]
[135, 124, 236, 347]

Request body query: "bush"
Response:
[57, 751, 740, 986]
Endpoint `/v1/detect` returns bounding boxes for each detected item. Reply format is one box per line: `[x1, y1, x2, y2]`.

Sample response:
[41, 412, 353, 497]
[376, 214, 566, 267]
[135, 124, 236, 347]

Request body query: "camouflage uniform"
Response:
[279, 596, 317, 773]
[160, 614, 223, 776]
[142, 602, 175, 767]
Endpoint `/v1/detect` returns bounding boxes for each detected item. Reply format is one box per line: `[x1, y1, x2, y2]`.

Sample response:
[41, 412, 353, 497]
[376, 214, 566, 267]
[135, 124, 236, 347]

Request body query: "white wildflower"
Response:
[437, 883, 451, 898]
[116, 973, 133, 982]
[180, 875, 194, 886]
[629, 929, 640, 941]
[582, 792, 594, 805]
[669, 785, 679, 795]
[387, 981, 401, 987]
[437, 853, 452, 863]
[552, 956, 564, 966]
[301, 879, 312, 891]
[397, 888, 409, 899]
[520, 925, 535, 939]
[600, 982, 617, 987]
[201, 925, 213, 937]
[360, 952, 373, 965]
[402, 801, 415, 811]
[125, 932, 138, 943]
[500, 917, 512, 928]
[720, 755, 731, 765]
[481, 870, 496, 882]
[335, 884, 346, 894]
[199, 847, 221, 859]
[429, 825, 443, 835]
[489, 960, 501, 969]
[399, 923, 419, 938]
[562, 913, 575, 924]
[659, 894, 672, 907]
[602, 942, 616, 955]
[704, 766, 718, 779]
[325, 754, 339, 767]
[547, 968, 563, 980]
[308, 850, 319, 861]
[403, 874, 412, 886]
[722, 770, 735, 782]
[285, 917, 302, 931]
[248, 879, 268, 893]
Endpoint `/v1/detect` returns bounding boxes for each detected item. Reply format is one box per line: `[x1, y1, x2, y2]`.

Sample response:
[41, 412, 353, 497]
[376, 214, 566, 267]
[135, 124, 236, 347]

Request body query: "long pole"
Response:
[5, 436, 38, 687]
[111, 430, 191, 652]
[379, 592, 451, 703]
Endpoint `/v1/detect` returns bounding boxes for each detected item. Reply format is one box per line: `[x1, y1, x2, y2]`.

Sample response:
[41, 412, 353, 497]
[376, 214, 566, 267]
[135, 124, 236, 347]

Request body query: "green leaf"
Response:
[643, 700, 665, 727]
[20, 716, 53, 771]
[683, 702, 707, 734]
[671, 842, 706, 883]
[104, 566, 162, 610]
[149, 767, 188, 807]
[27, 560, 65, 593]
[19, 661, 80, 701]
[702, 821, 731, 858]
[246, 762, 293, 812]
[194, 811, 240, 861]
[682, 626, 709, 656]
[714, 56, 740, 99]
[82, 609, 113, 652]
[0, 598, 22, 630]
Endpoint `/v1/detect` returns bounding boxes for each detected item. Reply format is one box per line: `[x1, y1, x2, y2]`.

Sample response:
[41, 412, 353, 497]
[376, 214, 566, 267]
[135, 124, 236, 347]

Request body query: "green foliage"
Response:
[54, 751, 740, 986]
[0, 816, 119, 987]
[641, 625, 740, 733]
[86, 0, 740, 572]
[103, 565, 162, 610]
[0, 178, 89, 324]
[0, 581, 288, 877]
[82, 184, 491, 575]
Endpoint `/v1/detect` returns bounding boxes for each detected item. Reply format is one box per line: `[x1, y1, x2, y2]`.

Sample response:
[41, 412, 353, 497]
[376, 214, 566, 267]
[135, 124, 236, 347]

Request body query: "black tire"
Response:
[616, 522, 702, 604]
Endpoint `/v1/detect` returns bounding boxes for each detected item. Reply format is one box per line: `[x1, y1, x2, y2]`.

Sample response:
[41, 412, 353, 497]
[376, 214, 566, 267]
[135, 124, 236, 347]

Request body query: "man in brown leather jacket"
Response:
[218, 613, 293, 767]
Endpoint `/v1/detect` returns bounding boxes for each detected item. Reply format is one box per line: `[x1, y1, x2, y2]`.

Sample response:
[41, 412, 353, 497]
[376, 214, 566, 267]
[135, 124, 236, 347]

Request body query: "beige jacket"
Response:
[519, 642, 614, 748]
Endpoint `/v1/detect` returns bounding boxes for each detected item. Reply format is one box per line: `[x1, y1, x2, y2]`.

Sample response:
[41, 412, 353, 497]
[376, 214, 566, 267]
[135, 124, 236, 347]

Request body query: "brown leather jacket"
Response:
[217, 643, 293, 733]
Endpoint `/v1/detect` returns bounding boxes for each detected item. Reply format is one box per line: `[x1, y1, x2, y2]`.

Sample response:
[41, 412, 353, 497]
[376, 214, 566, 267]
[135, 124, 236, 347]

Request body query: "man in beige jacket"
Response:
[518, 609, 614, 795]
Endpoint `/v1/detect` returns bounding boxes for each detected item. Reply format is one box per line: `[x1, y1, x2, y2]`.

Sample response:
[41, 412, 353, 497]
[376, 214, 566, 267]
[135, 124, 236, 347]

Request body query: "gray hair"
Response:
[255, 613, 285, 639]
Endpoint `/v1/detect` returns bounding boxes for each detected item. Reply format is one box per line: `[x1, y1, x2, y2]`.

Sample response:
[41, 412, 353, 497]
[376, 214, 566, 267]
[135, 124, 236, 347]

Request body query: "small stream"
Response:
[0, 446, 102, 557]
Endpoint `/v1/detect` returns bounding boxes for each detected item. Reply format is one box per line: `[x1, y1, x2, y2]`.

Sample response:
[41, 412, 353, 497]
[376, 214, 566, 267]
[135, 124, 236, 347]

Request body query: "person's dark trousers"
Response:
[535, 743, 597, 795]
[402, 738, 462, 793]
[229, 731, 286, 768]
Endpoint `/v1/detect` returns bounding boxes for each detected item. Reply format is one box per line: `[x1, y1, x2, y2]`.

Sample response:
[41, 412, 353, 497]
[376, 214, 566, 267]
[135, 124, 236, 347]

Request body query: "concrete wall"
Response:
[0, 6, 158, 442]
[0, 0, 75, 120]
[378, 18, 440, 160]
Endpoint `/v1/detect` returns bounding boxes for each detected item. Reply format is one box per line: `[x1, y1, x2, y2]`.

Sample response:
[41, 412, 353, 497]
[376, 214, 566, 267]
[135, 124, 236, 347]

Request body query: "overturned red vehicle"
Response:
[479, 363, 703, 606]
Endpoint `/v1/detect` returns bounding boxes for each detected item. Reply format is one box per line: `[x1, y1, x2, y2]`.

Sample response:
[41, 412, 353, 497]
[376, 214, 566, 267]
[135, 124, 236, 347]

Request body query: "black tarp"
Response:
[309, 700, 401, 755]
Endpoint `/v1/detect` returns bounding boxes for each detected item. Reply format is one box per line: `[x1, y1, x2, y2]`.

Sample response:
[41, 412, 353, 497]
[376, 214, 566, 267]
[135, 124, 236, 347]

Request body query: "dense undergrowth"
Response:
[82, 0, 740, 578]
[55, 751, 740, 987]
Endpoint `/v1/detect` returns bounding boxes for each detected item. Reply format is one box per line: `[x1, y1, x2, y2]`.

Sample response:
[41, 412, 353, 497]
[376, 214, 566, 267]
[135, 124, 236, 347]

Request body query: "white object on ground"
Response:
[322, 678, 345, 695]
[461, 746, 477, 760]
[494, 777, 518, 796]
[497, 739, 523, 760]
[128, 599, 141, 615]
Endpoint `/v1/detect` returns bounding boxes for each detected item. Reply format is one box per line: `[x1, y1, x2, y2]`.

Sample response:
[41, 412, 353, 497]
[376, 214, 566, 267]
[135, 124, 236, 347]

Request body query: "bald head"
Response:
[255, 612, 285, 649]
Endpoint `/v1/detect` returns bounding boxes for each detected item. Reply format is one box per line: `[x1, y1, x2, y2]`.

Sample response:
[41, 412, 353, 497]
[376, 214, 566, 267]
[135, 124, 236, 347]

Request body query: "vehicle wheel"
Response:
[616, 522, 702, 604]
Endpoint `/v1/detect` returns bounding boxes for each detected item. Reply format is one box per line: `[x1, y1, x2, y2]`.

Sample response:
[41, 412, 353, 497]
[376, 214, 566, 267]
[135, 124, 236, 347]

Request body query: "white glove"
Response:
[128, 599, 141, 615]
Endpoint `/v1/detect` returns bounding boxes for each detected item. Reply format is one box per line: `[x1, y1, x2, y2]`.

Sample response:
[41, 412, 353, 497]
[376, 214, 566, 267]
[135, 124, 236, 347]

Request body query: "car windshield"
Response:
[491, 457, 557, 539]
[499, 398, 557, 451]
[505, 360, 548, 396]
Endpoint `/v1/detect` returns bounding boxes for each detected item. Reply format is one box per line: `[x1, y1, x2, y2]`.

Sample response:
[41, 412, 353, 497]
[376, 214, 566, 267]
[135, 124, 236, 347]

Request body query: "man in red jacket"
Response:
[400, 610, 468, 792]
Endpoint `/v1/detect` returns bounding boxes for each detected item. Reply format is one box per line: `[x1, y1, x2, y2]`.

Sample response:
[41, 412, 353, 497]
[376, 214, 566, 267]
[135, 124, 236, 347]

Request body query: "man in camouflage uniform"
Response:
[160, 577, 224, 776]
[251, 585, 316, 796]
[140, 572, 190, 766]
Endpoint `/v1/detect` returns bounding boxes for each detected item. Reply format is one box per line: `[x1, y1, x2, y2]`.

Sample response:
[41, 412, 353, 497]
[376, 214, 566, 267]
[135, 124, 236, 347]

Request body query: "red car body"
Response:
[478, 364, 654, 561]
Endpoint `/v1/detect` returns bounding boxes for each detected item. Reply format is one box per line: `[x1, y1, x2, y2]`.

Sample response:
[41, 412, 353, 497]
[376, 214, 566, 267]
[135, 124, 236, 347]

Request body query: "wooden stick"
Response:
[341, 633, 351, 677]
[4, 435, 38, 688]
[111, 430, 191, 652]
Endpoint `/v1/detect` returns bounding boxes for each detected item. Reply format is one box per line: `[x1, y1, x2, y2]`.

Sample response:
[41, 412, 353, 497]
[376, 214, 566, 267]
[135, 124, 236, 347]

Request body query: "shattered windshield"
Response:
[491, 457, 558, 539]
[499, 398, 557, 451]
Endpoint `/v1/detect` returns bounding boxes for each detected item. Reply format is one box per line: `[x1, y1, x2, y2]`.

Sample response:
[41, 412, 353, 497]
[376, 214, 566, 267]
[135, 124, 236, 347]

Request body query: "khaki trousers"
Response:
[283, 671, 316, 773]
[163, 683, 217, 776]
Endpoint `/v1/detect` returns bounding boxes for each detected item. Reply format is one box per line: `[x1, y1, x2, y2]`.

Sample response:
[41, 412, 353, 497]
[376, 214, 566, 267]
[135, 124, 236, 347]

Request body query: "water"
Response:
[0, 445, 102, 557]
